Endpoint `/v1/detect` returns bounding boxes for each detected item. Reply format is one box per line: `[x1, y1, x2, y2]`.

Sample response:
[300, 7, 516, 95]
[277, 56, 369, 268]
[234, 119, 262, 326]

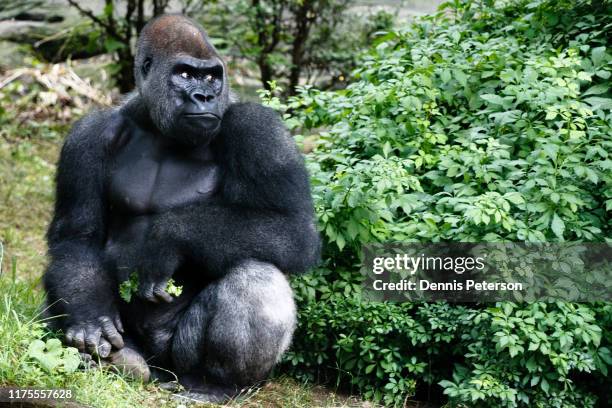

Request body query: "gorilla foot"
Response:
[107, 347, 151, 382]
[173, 390, 231, 404]
[172, 386, 239, 404]
[170, 374, 240, 403]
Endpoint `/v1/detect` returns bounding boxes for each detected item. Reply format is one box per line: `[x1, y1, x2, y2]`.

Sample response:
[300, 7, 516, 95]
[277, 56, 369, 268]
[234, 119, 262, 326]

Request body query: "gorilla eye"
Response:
[180, 71, 190, 79]
[205, 74, 213, 82]
[142, 58, 152, 77]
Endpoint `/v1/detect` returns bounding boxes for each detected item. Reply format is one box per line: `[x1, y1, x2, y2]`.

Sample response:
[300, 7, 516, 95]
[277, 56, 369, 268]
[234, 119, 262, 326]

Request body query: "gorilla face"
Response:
[165, 56, 226, 144]
[135, 15, 230, 147]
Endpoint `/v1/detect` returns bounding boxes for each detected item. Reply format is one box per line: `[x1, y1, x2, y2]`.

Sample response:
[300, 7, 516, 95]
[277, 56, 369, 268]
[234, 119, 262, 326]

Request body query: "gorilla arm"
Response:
[136, 103, 320, 297]
[44, 111, 124, 356]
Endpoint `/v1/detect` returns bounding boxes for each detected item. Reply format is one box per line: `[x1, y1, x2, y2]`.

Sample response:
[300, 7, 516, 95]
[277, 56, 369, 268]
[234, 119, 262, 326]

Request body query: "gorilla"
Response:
[43, 14, 320, 401]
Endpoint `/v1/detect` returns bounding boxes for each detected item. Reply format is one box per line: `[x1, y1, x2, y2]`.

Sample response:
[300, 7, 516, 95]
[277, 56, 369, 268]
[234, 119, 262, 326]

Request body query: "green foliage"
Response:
[263, 0, 612, 406]
[165, 279, 184, 297]
[27, 339, 80, 374]
[166, 278, 183, 296]
[199, 0, 394, 92]
[119, 273, 184, 302]
[119, 272, 139, 303]
[439, 302, 609, 407]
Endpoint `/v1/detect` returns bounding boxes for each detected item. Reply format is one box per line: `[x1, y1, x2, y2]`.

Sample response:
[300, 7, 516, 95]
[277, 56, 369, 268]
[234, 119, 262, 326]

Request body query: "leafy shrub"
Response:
[262, 0, 612, 406]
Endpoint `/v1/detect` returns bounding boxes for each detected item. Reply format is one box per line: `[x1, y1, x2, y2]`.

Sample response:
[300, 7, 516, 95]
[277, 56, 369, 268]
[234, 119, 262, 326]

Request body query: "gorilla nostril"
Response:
[192, 92, 207, 103]
[191, 92, 215, 105]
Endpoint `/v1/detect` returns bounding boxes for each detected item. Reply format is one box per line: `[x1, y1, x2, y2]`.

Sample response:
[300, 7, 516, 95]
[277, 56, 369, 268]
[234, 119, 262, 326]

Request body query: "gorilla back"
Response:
[43, 14, 320, 401]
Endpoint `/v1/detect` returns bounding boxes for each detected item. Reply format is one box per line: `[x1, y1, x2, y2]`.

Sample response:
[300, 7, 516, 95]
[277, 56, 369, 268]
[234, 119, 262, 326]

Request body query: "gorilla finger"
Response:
[114, 316, 124, 333]
[97, 338, 112, 358]
[99, 316, 124, 349]
[74, 329, 86, 352]
[85, 326, 102, 355]
[153, 284, 173, 303]
[140, 283, 158, 303]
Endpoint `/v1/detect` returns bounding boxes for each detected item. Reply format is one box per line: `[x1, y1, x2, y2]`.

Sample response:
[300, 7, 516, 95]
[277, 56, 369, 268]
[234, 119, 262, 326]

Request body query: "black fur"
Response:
[43, 14, 319, 399]
[141, 103, 320, 281]
[45, 110, 120, 328]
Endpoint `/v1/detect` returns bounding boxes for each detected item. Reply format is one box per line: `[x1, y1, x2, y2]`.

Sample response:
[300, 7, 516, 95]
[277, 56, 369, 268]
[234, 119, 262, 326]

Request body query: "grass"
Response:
[0, 80, 371, 407]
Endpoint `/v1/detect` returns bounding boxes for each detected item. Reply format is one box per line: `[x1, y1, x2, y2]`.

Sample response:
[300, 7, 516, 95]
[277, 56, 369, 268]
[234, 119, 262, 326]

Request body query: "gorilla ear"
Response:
[141, 58, 152, 78]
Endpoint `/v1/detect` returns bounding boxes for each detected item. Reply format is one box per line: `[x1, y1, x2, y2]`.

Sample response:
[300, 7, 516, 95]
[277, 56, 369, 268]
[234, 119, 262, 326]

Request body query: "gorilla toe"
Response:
[108, 347, 151, 382]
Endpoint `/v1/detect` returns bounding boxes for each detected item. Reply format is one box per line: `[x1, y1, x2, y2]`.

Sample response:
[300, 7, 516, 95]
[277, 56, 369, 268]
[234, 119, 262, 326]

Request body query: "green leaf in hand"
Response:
[119, 272, 139, 303]
[165, 278, 183, 297]
[120, 273, 183, 302]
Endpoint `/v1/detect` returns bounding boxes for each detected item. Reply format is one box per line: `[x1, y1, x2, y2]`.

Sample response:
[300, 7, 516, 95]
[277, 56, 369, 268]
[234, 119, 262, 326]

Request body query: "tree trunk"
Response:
[136, 0, 145, 33]
[288, 1, 313, 95]
[152, 0, 169, 16]
[258, 55, 273, 90]
[117, 48, 135, 93]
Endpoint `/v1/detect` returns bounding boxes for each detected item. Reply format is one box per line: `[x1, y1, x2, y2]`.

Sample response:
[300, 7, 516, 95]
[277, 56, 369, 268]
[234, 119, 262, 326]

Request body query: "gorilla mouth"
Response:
[183, 112, 220, 119]
[180, 113, 221, 139]
[183, 112, 220, 130]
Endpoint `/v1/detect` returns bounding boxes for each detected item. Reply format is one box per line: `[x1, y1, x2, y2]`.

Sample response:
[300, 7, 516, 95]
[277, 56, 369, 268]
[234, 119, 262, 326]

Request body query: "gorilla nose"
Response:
[184, 91, 218, 117]
[191, 91, 215, 104]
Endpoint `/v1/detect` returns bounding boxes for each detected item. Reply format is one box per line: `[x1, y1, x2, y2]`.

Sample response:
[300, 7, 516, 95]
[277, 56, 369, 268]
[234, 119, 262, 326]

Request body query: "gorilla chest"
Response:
[109, 132, 220, 214]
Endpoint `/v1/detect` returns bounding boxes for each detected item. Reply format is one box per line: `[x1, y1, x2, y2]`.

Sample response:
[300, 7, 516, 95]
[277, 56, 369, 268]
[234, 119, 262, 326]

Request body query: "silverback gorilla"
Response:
[43, 14, 320, 401]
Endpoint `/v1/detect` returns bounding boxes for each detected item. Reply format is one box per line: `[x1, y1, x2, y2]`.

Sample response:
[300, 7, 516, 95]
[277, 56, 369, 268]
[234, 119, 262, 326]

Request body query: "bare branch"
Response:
[66, 0, 126, 42]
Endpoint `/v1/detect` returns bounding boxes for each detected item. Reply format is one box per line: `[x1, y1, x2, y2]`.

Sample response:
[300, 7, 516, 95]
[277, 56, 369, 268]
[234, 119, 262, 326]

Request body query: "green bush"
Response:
[262, 0, 612, 406]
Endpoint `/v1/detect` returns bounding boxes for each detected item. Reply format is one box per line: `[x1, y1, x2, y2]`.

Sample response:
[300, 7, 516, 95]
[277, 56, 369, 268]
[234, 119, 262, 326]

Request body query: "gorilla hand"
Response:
[65, 315, 124, 358]
[137, 278, 174, 303]
[136, 236, 183, 303]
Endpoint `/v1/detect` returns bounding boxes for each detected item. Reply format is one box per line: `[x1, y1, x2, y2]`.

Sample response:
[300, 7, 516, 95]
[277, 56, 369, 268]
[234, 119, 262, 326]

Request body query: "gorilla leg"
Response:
[171, 260, 296, 394]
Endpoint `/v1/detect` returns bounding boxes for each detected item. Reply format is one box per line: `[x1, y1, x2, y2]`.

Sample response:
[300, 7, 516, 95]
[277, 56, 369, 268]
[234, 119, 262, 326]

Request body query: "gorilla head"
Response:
[134, 15, 230, 146]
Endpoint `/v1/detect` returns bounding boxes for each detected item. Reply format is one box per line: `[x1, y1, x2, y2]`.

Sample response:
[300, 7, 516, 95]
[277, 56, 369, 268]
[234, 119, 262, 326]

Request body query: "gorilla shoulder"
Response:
[218, 102, 300, 167]
[222, 102, 288, 140]
[64, 109, 127, 154]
